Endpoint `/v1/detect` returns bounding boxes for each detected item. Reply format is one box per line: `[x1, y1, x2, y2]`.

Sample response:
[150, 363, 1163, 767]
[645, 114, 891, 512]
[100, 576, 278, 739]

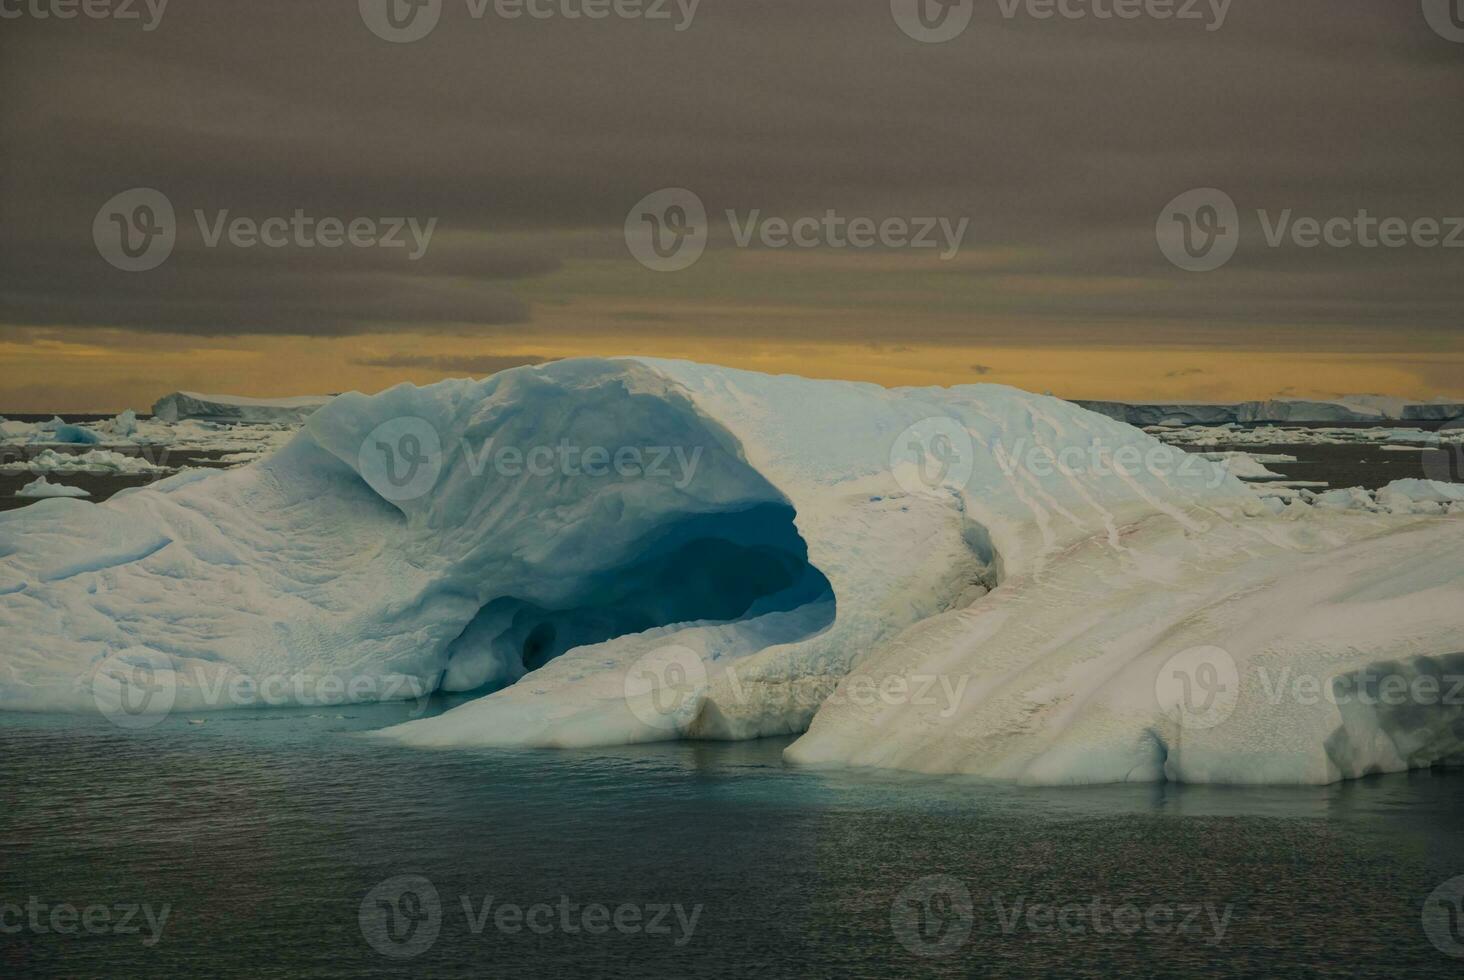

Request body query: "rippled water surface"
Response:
[4, 707, 1463, 978]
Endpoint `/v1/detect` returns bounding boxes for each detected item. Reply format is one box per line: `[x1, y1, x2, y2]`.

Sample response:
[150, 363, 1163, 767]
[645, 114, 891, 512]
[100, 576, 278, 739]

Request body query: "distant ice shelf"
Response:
[151, 391, 335, 423]
[1075, 398, 1464, 426]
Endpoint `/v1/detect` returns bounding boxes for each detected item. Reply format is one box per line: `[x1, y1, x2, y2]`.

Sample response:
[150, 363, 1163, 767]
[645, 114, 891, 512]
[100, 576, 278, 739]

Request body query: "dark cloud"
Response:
[1, 0, 1462, 343]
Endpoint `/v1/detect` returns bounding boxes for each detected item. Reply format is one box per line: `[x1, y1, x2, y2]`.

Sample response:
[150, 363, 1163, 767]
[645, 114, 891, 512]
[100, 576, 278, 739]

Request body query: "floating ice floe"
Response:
[14, 477, 91, 499]
[1202, 452, 1290, 481]
[0, 416, 103, 446]
[1156, 424, 1464, 449]
[1, 359, 1461, 786]
[1, 410, 304, 466]
[1248, 479, 1464, 520]
[1081, 397, 1463, 426]
[0, 449, 175, 476]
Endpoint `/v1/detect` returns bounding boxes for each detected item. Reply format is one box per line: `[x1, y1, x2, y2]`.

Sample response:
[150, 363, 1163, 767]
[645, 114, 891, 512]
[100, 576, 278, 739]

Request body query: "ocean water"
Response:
[4, 706, 1464, 978]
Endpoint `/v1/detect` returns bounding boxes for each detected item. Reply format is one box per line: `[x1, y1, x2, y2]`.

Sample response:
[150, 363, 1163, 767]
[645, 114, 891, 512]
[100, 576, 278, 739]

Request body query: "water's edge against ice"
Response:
[1, 358, 1461, 786]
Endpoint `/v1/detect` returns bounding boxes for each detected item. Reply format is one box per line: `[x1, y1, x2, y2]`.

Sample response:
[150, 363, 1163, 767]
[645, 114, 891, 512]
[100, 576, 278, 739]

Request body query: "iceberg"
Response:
[14, 476, 91, 499]
[11, 416, 106, 445]
[1076, 398, 1464, 426]
[1, 358, 1461, 785]
[1403, 403, 1464, 422]
[151, 391, 334, 423]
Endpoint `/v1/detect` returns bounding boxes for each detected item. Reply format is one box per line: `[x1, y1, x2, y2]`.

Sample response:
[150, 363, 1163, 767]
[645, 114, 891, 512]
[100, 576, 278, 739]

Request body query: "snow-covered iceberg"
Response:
[2, 359, 1461, 785]
[151, 391, 334, 423]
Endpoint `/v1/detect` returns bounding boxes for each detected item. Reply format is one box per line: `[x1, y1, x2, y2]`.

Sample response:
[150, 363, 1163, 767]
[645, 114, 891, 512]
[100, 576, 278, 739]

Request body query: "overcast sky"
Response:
[2, 0, 1462, 410]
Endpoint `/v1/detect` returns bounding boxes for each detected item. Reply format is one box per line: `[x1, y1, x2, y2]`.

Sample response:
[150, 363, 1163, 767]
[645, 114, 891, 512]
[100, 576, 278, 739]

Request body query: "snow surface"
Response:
[1, 359, 1462, 786]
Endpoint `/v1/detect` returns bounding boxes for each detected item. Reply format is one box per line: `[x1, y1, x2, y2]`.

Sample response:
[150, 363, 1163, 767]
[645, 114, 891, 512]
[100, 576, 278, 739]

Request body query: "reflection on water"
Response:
[3, 705, 1463, 978]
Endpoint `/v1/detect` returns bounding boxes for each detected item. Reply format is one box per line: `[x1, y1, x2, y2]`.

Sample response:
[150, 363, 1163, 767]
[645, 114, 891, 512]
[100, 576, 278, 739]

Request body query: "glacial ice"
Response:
[1, 358, 1461, 786]
[0, 449, 175, 476]
[1078, 397, 1464, 426]
[14, 476, 91, 499]
[151, 391, 334, 423]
